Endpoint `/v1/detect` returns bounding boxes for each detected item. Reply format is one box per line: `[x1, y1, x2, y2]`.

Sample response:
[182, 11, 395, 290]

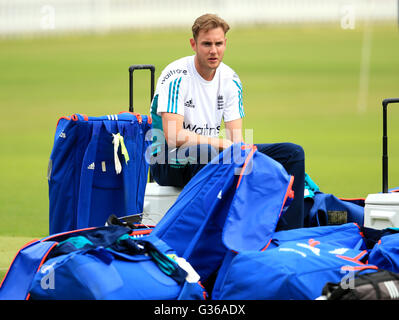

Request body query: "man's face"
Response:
[190, 27, 227, 77]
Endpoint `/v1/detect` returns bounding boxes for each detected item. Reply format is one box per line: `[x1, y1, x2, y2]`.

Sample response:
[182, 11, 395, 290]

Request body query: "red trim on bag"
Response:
[197, 281, 207, 300]
[236, 145, 257, 189]
[336, 250, 368, 265]
[129, 228, 153, 236]
[352, 223, 366, 238]
[341, 265, 378, 272]
[340, 197, 366, 201]
[261, 238, 273, 252]
[56, 116, 71, 127]
[56, 114, 87, 128]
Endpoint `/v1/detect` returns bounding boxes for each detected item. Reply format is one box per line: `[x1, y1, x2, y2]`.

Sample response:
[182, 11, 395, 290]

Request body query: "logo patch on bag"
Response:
[327, 210, 348, 225]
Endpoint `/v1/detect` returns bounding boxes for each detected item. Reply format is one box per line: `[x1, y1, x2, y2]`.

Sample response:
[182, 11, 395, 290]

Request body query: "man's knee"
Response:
[283, 143, 305, 163]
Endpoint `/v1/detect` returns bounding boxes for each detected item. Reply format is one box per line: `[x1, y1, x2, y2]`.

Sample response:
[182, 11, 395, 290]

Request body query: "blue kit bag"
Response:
[368, 231, 399, 273]
[0, 225, 206, 300]
[265, 222, 367, 251]
[212, 223, 379, 300]
[28, 234, 205, 300]
[303, 173, 365, 227]
[153, 143, 295, 282]
[48, 112, 152, 234]
[305, 192, 365, 227]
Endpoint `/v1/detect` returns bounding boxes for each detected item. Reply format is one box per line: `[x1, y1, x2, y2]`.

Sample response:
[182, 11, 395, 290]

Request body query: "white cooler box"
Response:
[364, 192, 399, 230]
[142, 182, 182, 225]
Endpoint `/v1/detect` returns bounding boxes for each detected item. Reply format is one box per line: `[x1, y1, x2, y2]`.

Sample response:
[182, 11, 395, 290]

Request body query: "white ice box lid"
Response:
[365, 192, 399, 205]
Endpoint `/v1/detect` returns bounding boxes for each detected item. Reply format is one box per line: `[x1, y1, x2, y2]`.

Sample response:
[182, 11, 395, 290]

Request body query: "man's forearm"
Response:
[162, 113, 233, 151]
[168, 128, 232, 151]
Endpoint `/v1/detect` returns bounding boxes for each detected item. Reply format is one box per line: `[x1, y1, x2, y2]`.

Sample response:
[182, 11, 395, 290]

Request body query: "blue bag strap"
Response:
[116, 121, 138, 215]
[118, 119, 149, 215]
[93, 119, 143, 216]
[102, 120, 117, 136]
[76, 121, 102, 229]
[135, 120, 149, 211]
[112, 120, 142, 215]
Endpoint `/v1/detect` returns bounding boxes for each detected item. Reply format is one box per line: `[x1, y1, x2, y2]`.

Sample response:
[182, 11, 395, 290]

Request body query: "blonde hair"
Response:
[192, 13, 230, 41]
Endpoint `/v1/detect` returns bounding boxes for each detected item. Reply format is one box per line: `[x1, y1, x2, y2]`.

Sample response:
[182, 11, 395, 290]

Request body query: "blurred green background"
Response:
[1, 22, 399, 281]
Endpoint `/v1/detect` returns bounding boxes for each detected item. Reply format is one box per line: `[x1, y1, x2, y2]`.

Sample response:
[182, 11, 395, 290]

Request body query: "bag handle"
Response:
[117, 120, 141, 215]
[382, 98, 399, 193]
[129, 64, 155, 112]
[76, 121, 103, 229]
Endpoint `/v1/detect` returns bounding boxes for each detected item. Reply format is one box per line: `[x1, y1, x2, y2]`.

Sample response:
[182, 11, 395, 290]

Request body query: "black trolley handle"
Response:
[128, 64, 156, 183]
[129, 65, 155, 112]
[382, 98, 399, 193]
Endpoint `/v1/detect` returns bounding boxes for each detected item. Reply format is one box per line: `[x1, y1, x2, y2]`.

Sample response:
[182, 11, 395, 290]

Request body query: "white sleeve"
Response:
[156, 75, 187, 116]
[223, 74, 245, 122]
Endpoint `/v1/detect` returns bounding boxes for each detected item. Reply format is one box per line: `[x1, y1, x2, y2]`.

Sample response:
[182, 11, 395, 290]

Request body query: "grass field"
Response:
[1, 22, 399, 282]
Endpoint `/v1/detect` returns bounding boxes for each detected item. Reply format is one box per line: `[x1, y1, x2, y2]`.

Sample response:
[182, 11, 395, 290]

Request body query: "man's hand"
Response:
[218, 138, 233, 150]
[162, 112, 233, 151]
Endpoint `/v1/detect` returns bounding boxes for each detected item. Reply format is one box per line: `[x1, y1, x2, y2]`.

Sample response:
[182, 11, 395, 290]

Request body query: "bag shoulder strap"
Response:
[76, 121, 103, 229]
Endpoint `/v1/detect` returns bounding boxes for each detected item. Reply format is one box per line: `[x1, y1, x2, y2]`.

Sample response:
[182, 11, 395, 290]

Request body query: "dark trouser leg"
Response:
[255, 143, 305, 230]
